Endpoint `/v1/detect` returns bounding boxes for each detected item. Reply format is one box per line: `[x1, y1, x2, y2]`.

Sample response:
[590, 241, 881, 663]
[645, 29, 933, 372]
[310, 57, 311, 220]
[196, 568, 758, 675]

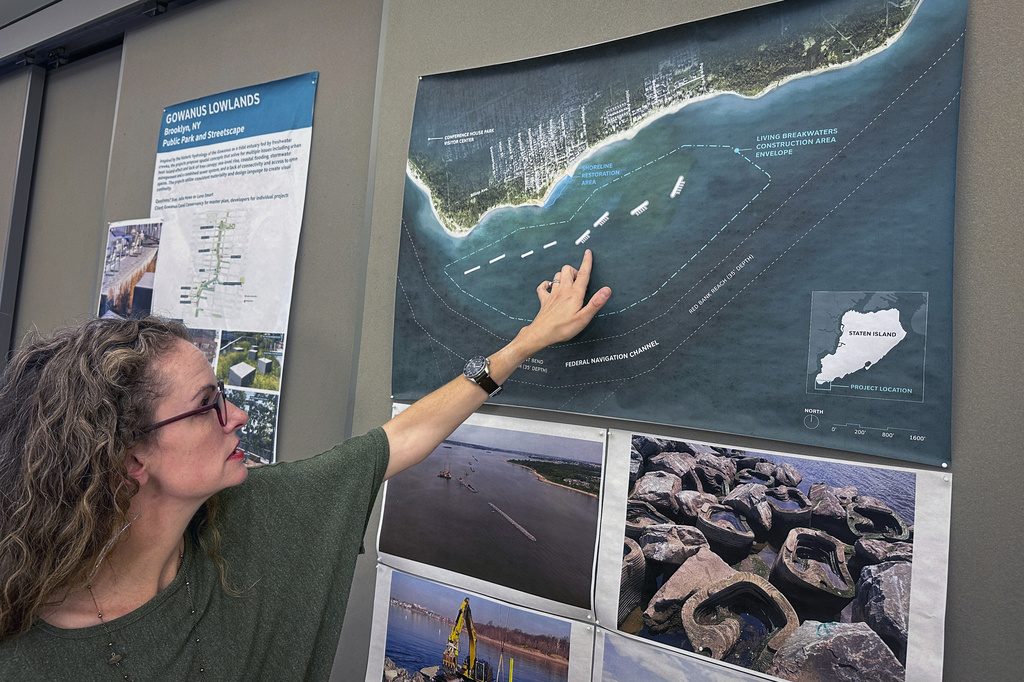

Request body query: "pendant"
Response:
[108, 652, 122, 664]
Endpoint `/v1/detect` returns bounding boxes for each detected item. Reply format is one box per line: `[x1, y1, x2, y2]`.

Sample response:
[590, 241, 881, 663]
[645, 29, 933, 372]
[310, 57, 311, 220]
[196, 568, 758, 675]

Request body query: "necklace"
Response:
[86, 544, 206, 679]
[183, 558, 207, 676]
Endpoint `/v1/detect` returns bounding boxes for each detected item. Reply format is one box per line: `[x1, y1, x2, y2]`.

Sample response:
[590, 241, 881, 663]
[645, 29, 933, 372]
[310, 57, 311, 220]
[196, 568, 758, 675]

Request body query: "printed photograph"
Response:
[216, 331, 285, 391]
[383, 572, 570, 682]
[619, 434, 916, 680]
[97, 219, 162, 319]
[600, 631, 749, 681]
[224, 387, 279, 465]
[187, 328, 219, 366]
[379, 421, 603, 608]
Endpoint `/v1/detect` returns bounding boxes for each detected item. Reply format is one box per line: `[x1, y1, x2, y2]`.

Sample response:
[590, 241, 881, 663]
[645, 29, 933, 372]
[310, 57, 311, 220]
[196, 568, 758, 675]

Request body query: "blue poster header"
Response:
[158, 72, 318, 152]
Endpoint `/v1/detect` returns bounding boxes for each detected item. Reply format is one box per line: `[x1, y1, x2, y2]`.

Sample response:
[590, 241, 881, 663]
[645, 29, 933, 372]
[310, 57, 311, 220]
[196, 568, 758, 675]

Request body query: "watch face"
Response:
[464, 356, 487, 378]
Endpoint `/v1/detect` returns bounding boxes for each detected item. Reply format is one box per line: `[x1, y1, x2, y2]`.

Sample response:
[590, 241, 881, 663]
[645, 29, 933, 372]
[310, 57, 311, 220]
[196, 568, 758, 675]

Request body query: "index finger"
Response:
[574, 249, 594, 289]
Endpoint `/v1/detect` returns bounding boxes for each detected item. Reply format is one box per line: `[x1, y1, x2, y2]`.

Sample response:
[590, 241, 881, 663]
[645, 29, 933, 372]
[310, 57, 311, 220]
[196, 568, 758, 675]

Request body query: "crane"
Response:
[437, 598, 494, 682]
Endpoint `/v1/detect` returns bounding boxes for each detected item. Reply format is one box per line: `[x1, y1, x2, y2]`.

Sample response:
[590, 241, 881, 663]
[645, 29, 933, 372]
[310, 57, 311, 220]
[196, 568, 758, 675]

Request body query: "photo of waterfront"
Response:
[97, 219, 162, 319]
[382, 572, 570, 682]
[379, 420, 603, 608]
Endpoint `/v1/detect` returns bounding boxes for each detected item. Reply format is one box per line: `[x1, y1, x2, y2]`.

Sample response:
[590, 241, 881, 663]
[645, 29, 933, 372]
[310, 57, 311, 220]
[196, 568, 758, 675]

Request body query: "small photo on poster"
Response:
[614, 434, 935, 680]
[382, 571, 571, 682]
[379, 413, 604, 610]
[187, 328, 219, 367]
[224, 387, 278, 465]
[97, 219, 162, 319]
[216, 330, 286, 391]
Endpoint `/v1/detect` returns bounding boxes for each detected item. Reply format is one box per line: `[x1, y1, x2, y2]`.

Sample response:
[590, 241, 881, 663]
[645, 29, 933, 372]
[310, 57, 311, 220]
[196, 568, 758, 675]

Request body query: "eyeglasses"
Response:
[141, 380, 228, 433]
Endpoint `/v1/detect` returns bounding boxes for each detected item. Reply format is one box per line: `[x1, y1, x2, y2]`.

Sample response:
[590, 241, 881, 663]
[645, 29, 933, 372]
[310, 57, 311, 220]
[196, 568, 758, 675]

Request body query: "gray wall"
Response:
[2, 0, 1021, 678]
[0, 69, 30, 346]
[0, 70, 31, 253]
[103, 0, 385, 458]
[356, 0, 1024, 679]
[13, 49, 121, 337]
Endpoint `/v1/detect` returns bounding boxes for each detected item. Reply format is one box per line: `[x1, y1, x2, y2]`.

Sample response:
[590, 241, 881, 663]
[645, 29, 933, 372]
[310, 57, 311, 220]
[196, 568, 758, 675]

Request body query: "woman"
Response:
[0, 252, 610, 680]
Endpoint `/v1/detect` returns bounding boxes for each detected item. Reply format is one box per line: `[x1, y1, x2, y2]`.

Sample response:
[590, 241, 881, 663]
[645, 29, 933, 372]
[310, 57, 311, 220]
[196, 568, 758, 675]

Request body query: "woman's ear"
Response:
[126, 451, 149, 487]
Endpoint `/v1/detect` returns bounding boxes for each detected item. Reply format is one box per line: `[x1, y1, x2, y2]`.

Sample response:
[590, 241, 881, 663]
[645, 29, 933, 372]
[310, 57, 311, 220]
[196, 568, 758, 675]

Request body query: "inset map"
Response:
[807, 292, 927, 402]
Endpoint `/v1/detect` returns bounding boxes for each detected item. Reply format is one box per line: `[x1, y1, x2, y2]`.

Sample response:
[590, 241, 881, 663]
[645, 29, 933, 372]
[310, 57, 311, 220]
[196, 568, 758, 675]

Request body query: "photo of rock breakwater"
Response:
[619, 435, 915, 681]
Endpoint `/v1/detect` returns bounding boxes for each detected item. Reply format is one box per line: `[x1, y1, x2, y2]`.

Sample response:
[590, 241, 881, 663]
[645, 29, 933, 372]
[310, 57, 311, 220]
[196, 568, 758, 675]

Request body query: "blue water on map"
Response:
[394, 0, 963, 466]
[543, 174, 571, 207]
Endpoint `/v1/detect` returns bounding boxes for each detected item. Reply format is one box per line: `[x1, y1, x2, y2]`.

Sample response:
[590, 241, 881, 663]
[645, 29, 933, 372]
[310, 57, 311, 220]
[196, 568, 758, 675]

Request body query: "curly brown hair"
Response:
[0, 317, 230, 640]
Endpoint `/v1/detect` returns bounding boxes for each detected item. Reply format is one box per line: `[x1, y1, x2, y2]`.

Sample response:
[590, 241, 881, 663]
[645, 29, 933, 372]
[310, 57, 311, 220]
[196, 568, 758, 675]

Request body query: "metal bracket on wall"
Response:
[47, 47, 67, 69]
[143, 1, 169, 17]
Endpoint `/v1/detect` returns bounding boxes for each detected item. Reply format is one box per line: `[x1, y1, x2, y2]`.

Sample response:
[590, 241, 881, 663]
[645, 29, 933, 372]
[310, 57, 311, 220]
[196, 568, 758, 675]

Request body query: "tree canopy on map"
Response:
[409, 0, 919, 234]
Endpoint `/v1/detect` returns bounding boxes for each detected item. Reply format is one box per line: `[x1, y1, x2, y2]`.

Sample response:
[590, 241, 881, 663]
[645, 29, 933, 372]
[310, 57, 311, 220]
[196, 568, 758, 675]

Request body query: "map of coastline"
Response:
[816, 309, 907, 384]
[409, 0, 922, 235]
[393, 0, 962, 466]
[806, 292, 927, 403]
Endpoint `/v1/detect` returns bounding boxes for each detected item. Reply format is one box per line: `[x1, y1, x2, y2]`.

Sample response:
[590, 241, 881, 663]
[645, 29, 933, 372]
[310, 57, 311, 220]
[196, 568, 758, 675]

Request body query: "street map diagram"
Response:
[178, 210, 250, 321]
[392, 0, 964, 466]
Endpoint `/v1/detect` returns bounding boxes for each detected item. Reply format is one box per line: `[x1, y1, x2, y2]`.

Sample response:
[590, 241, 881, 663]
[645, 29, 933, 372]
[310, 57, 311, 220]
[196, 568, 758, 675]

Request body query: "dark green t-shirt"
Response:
[0, 428, 389, 681]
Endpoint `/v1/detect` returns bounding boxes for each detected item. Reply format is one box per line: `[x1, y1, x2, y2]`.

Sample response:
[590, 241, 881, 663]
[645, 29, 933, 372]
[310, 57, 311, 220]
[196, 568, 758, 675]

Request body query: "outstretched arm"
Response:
[382, 249, 611, 479]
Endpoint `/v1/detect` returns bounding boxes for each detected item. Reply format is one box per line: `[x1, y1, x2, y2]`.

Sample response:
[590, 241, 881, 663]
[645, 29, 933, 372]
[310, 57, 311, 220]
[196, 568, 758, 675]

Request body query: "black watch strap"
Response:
[474, 372, 502, 397]
[463, 356, 503, 397]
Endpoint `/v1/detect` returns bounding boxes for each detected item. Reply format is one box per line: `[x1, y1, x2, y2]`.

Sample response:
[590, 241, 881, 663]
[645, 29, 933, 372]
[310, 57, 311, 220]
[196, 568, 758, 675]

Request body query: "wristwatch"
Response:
[463, 355, 502, 397]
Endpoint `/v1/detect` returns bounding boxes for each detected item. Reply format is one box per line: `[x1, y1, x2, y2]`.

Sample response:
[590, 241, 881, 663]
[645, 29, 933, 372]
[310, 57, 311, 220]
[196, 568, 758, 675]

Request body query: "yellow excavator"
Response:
[435, 598, 494, 682]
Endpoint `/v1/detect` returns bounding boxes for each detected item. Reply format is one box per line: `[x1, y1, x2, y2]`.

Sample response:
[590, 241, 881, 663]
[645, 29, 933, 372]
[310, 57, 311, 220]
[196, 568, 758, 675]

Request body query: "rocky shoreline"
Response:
[382, 634, 567, 682]
[620, 435, 913, 680]
[382, 657, 434, 682]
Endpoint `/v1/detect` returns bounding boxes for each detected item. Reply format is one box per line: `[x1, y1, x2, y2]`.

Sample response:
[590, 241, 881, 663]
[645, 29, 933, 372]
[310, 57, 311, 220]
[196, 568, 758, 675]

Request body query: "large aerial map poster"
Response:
[392, 0, 965, 467]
